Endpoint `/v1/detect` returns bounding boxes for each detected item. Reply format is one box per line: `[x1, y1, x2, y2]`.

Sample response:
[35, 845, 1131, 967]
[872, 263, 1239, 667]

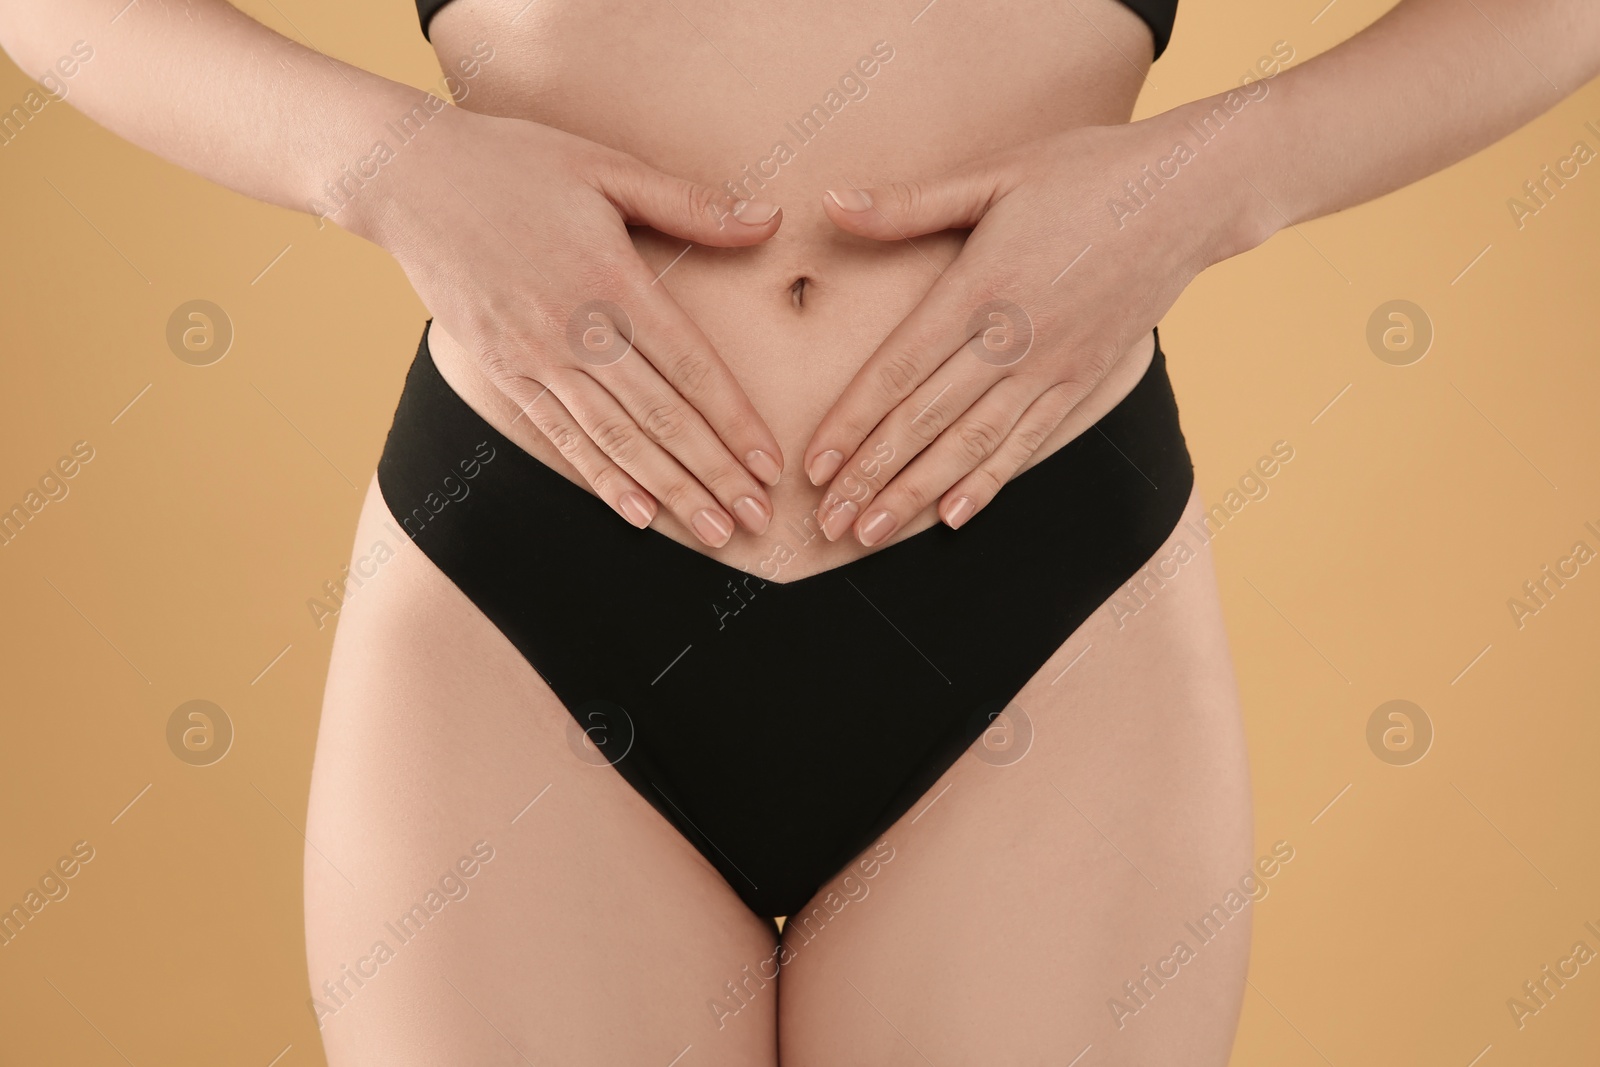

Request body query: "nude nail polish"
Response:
[943, 496, 976, 529]
[745, 449, 783, 487]
[857, 510, 898, 547]
[808, 450, 844, 486]
[826, 188, 873, 212]
[619, 491, 655, 529]
[732, 496, 770, 535]
[731, 199, 781, 224]
[821, 497, 858, 541]
[691, 508, 734, 547]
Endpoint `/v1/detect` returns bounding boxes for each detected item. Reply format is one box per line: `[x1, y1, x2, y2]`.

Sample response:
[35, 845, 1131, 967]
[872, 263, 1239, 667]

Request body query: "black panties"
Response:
[375, 324, 1194, 919]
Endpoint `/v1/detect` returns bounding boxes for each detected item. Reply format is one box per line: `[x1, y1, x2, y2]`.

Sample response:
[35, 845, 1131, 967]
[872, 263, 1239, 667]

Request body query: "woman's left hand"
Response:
[803, 110, 1269, 545]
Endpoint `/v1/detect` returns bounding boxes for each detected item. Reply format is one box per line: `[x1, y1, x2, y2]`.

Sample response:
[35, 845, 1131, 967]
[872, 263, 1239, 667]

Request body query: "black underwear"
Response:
[414, 0, 1180, 60]
[375, 324, 1194, 920]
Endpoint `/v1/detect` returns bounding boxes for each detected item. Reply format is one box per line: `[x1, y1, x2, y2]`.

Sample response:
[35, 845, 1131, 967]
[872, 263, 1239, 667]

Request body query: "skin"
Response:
[0, 0, 789, 548]
[3, 0, 1596, 1062]
[802, 0, 1600, 547]
[305, 475, 1251, 1063]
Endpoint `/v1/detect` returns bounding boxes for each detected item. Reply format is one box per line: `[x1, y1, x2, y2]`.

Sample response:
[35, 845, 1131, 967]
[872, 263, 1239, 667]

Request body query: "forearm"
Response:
[0, 0, 436, 238]
[1164, 0, 1600, 251]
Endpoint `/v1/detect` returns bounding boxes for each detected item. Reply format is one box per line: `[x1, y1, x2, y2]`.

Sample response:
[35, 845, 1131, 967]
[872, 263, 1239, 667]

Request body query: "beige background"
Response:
[2, 0, 1597, 1063]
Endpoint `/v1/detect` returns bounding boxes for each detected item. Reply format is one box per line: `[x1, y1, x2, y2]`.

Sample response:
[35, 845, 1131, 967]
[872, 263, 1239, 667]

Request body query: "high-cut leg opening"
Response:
[375, 320, 1195, 918]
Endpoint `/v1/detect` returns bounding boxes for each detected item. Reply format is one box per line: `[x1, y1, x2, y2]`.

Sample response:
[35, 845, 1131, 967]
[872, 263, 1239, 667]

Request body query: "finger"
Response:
[545, 369, 744, 548]
[844, 376, 1042, 546]
[594, 154, 782, 247]
[812, 353, 1000, 542]
[497, 371, 659, 531]
[939, 380, 1081, 530]
[851, 374, 1049, 543]
[820, 162, 1005, 241]
[620, 268, 785, 489]
[804, 266, 1028, 488]
[589, 313, 774, 536]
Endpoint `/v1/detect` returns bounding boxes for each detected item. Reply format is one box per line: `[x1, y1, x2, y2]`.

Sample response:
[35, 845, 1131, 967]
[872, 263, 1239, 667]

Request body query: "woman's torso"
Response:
[423, 0, 1160, 579]
[309, 16, 1255, 1045]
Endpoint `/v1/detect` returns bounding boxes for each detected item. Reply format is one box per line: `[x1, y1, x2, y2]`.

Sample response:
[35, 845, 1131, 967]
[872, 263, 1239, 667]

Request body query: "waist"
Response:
[428, 307, 1157, 581]
[386, 325, 1188, 585]
[421, 0, 1159, 573]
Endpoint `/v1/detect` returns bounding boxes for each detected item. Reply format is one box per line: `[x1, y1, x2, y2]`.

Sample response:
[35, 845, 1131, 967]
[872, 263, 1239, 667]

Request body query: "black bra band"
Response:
[415, 1, 1177, 59]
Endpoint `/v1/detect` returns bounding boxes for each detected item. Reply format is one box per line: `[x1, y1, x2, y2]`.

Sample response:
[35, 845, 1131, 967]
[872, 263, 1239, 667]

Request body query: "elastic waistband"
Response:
[376, 323, 1194, 588]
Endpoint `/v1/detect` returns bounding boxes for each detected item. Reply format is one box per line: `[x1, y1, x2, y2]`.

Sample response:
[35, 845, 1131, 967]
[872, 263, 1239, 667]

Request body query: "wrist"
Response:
[304, 80, 465, 248]
[1139, 94, 1284, 270]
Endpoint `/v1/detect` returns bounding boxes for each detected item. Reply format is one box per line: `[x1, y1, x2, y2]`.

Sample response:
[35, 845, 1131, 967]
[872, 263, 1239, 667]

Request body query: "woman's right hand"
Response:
[347, 103, 785, 546]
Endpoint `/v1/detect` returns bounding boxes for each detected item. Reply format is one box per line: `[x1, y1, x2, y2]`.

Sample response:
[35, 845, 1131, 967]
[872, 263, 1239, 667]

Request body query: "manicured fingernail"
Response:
[826, 188, 873, 212]
[732, 495, 770, 535]
[943, 496, 976, 530]
[691, 508, 734, 547]
[820, 496, 858, 541]
[857, 510, 898, 547]
[619, 491, 655, 529]
[745, 449, 782, 487]
[808, 450, 844, 486]
[731, 199, 781, 224]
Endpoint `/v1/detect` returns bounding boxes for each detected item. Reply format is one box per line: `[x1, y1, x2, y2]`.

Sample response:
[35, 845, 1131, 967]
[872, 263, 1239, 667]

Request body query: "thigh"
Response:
[777, 488, 1255, 1066]
[304, 478, 780, 1066]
